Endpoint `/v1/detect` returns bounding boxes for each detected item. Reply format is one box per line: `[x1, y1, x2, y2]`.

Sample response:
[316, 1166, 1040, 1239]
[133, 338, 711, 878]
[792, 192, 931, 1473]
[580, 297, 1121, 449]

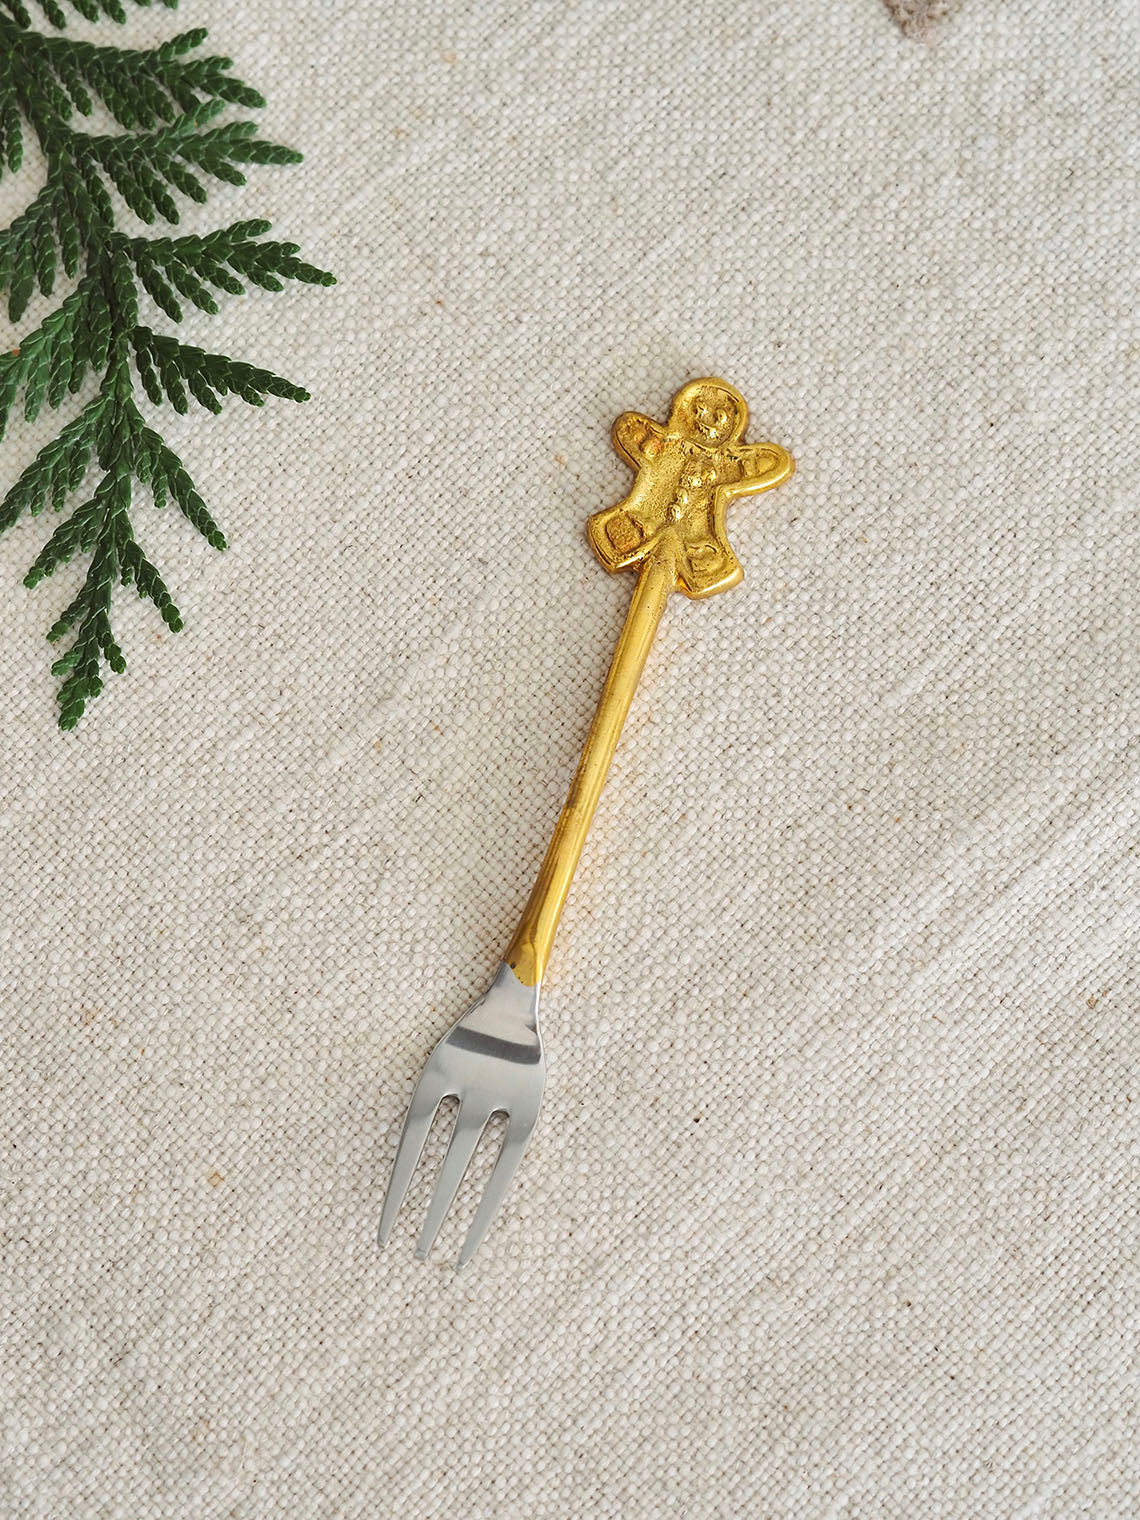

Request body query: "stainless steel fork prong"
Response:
[376, 1074, 448, 1249]
[414, 1100, 492, 1259]
[455, 1113, 536, 1268]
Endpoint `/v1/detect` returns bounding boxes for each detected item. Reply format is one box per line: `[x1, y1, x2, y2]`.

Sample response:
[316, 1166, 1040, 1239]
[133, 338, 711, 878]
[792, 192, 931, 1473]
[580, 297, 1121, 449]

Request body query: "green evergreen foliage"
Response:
[0, 4, 333, 727]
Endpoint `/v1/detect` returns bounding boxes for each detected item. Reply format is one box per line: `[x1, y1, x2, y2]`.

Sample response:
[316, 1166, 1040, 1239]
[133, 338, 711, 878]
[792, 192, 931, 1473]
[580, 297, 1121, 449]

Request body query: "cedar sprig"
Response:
[0, 106, 302, 320]
[14, 26, 263, 132]
[6, 4, 175, 31]
[0, 5, 334, 728]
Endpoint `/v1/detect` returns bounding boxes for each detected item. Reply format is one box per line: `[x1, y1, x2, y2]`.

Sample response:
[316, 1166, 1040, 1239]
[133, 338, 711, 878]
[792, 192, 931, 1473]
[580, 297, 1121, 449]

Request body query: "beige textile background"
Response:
[2, 1, 1138, 1515]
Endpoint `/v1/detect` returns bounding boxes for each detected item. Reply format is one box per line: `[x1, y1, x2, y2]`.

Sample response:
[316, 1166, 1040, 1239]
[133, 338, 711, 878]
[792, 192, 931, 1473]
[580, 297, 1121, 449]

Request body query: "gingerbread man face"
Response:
[669, 380, 747, 448]
[587, 380, 793, 599]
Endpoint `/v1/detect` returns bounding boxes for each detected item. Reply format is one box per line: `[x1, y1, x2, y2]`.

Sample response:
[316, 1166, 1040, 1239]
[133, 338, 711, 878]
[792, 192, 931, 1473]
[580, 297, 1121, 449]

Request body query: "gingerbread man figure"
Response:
[587, 379, 793, 599]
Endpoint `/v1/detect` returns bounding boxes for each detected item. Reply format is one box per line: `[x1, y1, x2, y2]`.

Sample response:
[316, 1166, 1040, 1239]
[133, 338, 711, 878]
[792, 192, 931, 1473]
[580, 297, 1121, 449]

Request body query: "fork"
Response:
[378, 379, 793, 1266]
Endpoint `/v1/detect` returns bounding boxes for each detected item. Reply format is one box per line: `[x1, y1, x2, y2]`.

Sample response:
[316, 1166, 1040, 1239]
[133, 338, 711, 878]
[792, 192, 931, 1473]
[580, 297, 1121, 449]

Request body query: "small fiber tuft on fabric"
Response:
[882, 0, 963, 36]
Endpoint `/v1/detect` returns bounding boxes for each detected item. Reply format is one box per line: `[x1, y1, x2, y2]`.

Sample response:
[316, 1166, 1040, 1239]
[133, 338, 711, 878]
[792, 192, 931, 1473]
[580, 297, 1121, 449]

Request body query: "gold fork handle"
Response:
[504, 542, 676, 987]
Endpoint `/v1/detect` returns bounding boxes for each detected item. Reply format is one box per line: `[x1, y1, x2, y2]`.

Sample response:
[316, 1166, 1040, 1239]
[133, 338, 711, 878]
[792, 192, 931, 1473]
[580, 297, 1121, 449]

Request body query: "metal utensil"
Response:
[378, 379, 793, 1266]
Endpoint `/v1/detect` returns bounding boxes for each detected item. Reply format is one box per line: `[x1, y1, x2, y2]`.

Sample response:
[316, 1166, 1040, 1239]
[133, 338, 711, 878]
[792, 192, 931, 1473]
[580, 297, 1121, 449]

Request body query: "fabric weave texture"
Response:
[1, 1, 1137, 1516]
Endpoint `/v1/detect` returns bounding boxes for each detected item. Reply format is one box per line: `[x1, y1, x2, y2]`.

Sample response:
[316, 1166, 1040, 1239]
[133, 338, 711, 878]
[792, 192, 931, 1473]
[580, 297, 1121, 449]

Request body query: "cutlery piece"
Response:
[378, 379, 793, 1266]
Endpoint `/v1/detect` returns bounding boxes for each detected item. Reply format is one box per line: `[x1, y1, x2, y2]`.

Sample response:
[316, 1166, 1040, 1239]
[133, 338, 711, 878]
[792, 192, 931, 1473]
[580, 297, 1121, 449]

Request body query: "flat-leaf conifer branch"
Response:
[0, 2, 334, 727]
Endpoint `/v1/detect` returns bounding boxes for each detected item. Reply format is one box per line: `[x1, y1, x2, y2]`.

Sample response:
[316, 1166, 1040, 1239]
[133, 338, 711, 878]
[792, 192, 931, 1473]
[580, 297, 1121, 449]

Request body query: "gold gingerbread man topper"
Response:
[506, 379, 793, 988]
[588, 378, 793, 599]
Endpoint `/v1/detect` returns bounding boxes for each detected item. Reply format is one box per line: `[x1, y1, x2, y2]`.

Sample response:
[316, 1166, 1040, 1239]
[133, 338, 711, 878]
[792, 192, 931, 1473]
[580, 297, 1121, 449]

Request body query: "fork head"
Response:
[377, 963, 546, 1269]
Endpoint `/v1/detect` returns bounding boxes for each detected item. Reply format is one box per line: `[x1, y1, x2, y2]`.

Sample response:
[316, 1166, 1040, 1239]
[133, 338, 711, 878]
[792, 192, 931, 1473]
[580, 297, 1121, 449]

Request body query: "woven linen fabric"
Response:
[2, 1, 1138, 1515]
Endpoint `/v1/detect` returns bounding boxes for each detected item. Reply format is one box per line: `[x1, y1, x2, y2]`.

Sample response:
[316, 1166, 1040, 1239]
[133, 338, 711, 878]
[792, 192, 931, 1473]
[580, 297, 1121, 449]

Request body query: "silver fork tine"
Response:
[377, 1072, 449, 1248]
[414, 1100, 492, 1259]
[456, 1112, 536, 1270]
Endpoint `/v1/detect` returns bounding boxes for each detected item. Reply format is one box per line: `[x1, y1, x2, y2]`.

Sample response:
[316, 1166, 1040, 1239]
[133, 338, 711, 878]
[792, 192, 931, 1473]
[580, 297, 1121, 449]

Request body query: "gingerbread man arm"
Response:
[611, 411, 668, 469]
[734, 442, 795, 492]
